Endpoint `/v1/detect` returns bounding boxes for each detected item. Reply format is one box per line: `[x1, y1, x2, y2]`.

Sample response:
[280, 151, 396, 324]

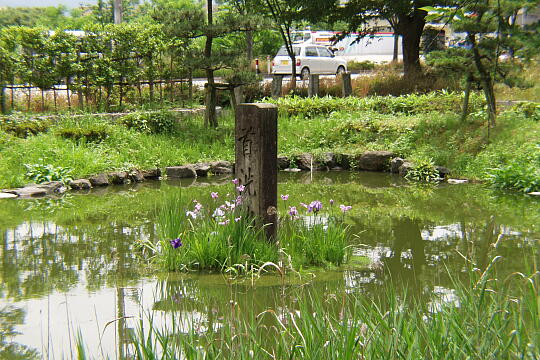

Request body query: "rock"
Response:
[390, 157, 405, 173]
[277, 156, 290, 170]
[129, 170, 145, 183]
[398, 161, 415, 177]
[335, 153, 352, 170]
[193, 163, 211, 177]
[356, 151, 395, 172]
[209, 161, 233, 175]
[528, 191, 540, 196]
[89, 174, 110, 187]
[69, 179, 92, 190]
[108, 171, 129, 185]
[319, 152, 336, 169]
[447, 179, 468, 184]
[0, 192, 18, 199]
[5, 181, 65, 198]
[166, 166, 197, 178]
[141, 168, 161, 180]
[436, 166, 450, 179]
[296, 153, 314, 170]
[130, 170, 145, 182]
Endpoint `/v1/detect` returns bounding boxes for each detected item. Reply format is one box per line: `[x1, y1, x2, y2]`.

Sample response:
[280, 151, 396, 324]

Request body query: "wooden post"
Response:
[271, 75, 283, 98]
[230, 85, 244, 112]
[0, 86, 6, 114]
[235, 103, 278, 241]
[342, 72, 352, 97]
[308, 74, 319, 97]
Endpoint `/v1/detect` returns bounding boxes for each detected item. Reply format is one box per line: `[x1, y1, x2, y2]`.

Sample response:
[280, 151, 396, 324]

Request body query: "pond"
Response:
[0, 172, 538, 359]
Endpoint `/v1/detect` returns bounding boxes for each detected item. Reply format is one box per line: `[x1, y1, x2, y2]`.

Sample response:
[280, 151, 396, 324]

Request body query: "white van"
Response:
[271, 44, 348, 79]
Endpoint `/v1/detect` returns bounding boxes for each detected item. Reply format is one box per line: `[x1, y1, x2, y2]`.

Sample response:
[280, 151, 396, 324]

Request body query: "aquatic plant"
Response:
[120, 257, 539, 359]
[145, 183, 353, 272]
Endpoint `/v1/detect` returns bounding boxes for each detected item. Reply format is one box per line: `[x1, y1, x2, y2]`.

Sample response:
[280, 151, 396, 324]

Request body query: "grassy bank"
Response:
[1, 92, 538, 192]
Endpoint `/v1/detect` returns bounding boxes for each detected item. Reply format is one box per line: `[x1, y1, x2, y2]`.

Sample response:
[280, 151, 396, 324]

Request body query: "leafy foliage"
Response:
[404, 157, 440, 183]
[0, 116, 52, 138]
[24, 162, 73, 184]
[265, 92, 485, 117]
[119, 110, 177, 134]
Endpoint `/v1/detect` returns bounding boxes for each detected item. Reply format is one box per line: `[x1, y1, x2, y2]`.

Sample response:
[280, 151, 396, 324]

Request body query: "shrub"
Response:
[486, 162, 540, 193]
[56, 121, 111, 142]
[404, 157, 440, 183]
[264, 92, 485, 118]
[511, 102, 540, 121]
[24, 162, 73, 184]
[119, 110, 177, 134]
[346, 60, 377, 71]
[0, 116, 52, 138]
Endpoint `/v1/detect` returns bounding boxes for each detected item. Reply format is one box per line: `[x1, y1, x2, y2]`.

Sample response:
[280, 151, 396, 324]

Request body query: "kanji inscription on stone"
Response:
[235, 103, 278, 241]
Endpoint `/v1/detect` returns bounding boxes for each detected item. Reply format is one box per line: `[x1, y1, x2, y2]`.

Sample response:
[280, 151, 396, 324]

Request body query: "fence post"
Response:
[308, 74, 320, 97]
[235, 103, 278, 241]
[342, 73, 352, 97]
[0, 86, 6, 114]
[271, 75, 283, 98]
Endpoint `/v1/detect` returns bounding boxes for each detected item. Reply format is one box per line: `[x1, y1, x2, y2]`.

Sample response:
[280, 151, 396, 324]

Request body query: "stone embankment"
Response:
[1, 150, 468, 199]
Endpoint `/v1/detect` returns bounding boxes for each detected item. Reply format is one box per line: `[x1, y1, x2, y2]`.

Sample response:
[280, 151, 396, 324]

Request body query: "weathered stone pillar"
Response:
[235, 103, 278, 241]
[342, 73, 352, 97]
[308, 74, 319, 97]
[271, 75, 283, 98]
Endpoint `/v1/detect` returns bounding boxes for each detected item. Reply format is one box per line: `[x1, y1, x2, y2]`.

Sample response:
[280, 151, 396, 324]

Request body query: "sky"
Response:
[0, 0, 98, 7]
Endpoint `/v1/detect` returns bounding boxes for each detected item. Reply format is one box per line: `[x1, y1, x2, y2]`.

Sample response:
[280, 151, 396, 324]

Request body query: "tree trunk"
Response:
[205, 0, 218, 128]
[468, 33, 497, 128]
[53, 87, 57, 112]
[246, 30, 254, 61]
[188, 69, 193, 102]
[290, 53, 297, 90]
[66, 77, 71, 109]
[461, 75, 472, 121]
[397, 10, 426, 76]
[393, 32, 399, 62]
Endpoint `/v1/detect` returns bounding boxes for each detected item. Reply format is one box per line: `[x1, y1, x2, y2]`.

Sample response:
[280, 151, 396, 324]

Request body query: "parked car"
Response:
[271, 44, 348, 79]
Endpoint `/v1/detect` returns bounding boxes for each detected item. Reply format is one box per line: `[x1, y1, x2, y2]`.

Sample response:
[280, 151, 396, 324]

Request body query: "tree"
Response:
[425, 0, 540, 131]
[300, 0, 452, 76]
[262, 0, 305, 89]
[152, 0, 253, 127]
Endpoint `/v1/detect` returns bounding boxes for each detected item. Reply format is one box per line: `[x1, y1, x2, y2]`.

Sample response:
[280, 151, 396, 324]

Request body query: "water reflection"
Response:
[0, 172, 538, 358]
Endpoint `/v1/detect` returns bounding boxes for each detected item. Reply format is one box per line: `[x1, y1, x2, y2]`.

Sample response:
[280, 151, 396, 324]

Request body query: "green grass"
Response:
[1, 93, 538, 193]
[0, 112, 234, 188]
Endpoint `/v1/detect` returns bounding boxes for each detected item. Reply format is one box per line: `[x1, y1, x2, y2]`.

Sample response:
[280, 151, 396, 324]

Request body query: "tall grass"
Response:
[143, 189, 353, 272]
[110, 256, 539, 359]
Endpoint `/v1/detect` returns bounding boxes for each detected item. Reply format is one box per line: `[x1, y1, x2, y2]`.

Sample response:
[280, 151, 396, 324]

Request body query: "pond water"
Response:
[0, 172, 538, 359]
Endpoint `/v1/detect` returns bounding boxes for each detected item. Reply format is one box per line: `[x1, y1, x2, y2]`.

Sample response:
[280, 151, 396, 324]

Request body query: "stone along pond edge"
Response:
[0, 150, 488, 199]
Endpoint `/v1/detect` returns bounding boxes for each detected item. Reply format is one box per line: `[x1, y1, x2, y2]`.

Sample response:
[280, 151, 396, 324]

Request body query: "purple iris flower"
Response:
[232, 178, 240, 185]
[237, 185, 245, 193]
[211, 192, 219, 199]
[281, 194, 289, 201]
[288, 206, 298, 217]
[340, 204, 352, 213]
[329, 199, 334, 205]
[170, 238, 182, 249]
[308, 200, 322, 213]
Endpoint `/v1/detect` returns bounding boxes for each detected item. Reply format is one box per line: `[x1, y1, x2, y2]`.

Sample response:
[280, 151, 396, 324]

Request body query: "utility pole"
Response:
[114, 0, 123, 24]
